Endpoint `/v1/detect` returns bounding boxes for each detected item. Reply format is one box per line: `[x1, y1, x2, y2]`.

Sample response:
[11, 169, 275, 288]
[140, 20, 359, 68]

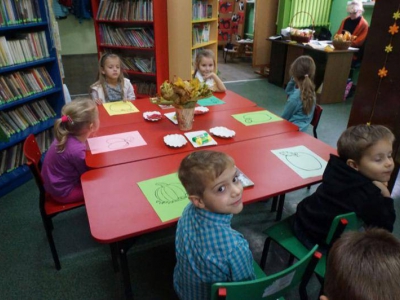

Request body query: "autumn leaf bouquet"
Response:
[152, 77, 213, 108]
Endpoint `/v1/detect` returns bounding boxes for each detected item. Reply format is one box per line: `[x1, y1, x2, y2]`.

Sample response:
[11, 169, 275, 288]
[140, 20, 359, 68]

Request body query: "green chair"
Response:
[260, 212, 362, 283]
[211, 245, 320, 300]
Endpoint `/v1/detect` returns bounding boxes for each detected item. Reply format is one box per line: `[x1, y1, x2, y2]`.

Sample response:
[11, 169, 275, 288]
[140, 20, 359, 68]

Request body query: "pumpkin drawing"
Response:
[279, 151, 322, 171]
[110, 102, 135, 112]
[155, 182, 188, 204]
[106, 137, 135, 150]
[243, 112, 272, 124]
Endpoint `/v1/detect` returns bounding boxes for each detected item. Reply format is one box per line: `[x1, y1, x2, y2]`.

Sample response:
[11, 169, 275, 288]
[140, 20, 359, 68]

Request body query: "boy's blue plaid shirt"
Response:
[174, 203, 256, 300]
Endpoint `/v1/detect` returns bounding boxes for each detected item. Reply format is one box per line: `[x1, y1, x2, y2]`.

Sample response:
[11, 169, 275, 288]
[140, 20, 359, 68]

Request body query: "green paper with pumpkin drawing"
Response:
[232, 110, 282, 126]
[137, 173, 190, 222]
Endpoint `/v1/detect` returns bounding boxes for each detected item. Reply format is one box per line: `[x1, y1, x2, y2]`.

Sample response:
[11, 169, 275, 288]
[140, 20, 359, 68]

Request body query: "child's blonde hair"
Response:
[289, 55, 316, 115]
[54, 98, 98, 152]
[178, 150, 235, 197]
[94, 53, 127, 101]
[337, 124, 395, 163]
[194, 49, 216, 77]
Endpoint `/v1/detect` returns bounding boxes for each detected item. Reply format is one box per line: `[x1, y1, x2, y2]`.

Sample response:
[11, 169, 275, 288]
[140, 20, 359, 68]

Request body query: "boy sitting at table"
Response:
[293, 124, 396, 251]
[173, 150, 256, 300]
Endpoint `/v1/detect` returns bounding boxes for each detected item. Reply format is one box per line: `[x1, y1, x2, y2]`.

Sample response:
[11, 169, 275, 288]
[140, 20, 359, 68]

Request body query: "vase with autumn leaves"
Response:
[152, 77, 212, 131]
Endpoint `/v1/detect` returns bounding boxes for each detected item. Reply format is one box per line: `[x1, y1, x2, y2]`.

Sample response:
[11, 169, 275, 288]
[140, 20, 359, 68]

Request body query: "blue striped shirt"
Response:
[173, 203, 256, 300]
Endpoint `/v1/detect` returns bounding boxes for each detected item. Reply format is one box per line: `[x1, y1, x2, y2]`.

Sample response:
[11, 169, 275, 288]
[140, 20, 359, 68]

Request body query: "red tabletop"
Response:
[82, 131, 336, 243]
[98, 90, 257, 128]
[86, 106, 299, 168]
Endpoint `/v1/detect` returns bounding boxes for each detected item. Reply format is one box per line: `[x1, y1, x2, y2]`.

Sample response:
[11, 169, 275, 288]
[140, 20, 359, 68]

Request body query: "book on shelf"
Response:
[96, 0, 154, 21]
[0, 0, 42, 26]
[207, 4, 212, 18]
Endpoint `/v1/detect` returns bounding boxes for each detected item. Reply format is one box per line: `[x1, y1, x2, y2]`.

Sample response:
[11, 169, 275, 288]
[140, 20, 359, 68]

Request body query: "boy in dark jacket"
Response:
[293, 124, 396, 249]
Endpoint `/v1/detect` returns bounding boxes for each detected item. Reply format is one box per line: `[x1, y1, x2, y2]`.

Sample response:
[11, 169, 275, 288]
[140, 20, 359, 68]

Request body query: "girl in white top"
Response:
[90, 53, 135, 104]
[193, 49, 226, 92]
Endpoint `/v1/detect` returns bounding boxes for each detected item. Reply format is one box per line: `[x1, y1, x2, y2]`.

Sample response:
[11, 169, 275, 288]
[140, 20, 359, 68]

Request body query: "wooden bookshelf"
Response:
[167, 0, 218, 80]
[90, 0, 169, 97]
[0, 0, 65, 197]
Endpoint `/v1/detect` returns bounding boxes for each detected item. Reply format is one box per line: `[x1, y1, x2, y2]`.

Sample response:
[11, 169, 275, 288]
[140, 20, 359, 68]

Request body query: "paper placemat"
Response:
[103, 101, 139, 116]
[271, 145, 327, 178]
[232, 110, 282, 126]
[197, 96, 225, 106]
[137, 173, 190, 222]
[88, 131, 146, 154]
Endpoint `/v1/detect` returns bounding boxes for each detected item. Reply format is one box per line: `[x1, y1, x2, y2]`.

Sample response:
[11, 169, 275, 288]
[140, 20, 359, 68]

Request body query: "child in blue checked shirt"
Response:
[174, 150, 256, 300]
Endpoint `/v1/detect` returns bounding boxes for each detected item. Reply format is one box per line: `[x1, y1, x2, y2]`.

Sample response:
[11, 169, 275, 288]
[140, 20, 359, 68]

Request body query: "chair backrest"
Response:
[325, 212, 363, 247]
[23, 134, 45, 196]
[211, 245, 321, 300]
[311, 104, 323, 138]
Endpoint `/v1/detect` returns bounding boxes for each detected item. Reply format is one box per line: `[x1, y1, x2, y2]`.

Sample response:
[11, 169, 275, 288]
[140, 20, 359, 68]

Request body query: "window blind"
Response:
[290, 0, 331, 27]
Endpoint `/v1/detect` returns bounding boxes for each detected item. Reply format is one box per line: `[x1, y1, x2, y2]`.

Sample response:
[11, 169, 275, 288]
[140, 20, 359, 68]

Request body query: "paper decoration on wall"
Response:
[88, 131, 147, 154]
[219, 17, 231, 29]
[219, 1, 233, 13]
[237, 11, 245, 24]
[368, 8, 400, 124]
[232, 110, 282, 126]
[271, 145, 327, 179]
[137, 173, 190, 222]
[219, 29, 231, 41]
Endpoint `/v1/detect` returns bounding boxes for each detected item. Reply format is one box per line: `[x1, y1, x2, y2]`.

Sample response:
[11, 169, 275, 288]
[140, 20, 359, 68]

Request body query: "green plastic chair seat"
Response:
[261, 212, 362, 279]
[211, 245, 320, 300]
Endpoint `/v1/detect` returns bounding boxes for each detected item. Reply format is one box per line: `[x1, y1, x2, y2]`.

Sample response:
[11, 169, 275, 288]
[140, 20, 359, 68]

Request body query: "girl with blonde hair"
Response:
[41, 98, 99, 203]
[281, 55, 316, 131]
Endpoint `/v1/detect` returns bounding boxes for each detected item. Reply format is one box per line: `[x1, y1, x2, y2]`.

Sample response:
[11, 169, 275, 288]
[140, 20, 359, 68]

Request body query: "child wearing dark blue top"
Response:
[281, 55, 316, 132]
[174, 150, 255, 300]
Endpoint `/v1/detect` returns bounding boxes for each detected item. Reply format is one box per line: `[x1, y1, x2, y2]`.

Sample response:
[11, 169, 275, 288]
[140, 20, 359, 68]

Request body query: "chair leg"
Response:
[42, 217, 61, 270]
[276, 194, 286, 221]
[260, 237, 272, 269]
[270, 196, 278, 212]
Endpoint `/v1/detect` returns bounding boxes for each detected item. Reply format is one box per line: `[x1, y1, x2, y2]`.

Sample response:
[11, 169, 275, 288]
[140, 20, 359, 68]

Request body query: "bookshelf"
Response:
[90, 0, 169, 97]
[0, 0, 65, 197]
[167, 0, 218, 80]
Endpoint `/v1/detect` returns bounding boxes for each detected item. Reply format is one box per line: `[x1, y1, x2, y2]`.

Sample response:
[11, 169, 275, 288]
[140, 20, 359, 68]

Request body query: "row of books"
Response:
[99, 24, 154, 48]
[133, 81, 156, 96]
[192, 1, 212, 20]
[0, 67, 55, 104]
[0, 128, 53, 176]
[0, 98, 56, 139]
[97, 0, 153, 21]
[121, 56, 155, 73]
[0, 0, 41, 26]
[0, 31, 49, 67]
[192, 24, 210, 45]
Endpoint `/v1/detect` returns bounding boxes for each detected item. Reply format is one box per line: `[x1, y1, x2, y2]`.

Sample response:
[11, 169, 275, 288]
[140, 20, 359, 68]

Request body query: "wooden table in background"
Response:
[267, 39, 358, 104]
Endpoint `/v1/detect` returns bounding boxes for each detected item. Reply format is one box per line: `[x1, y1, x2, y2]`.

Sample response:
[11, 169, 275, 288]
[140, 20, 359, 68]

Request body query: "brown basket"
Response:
[289, 11, 315, 43]
[332, 40, 351, 50]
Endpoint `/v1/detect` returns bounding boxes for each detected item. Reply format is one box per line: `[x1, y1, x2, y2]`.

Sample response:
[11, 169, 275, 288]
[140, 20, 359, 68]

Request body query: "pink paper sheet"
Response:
[88, 131, 147, 154]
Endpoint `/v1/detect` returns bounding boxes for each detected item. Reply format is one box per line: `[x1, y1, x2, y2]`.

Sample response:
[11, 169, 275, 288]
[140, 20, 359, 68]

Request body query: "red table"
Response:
[98, 90, 257, 128]
[81, 131, 336, 297]
[86, 106, 299, 168]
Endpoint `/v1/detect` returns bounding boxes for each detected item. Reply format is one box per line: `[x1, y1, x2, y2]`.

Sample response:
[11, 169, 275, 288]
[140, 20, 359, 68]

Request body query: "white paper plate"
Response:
[184, 130, 218, 148]
[143, 111, 162, 121]
[164, 112, 178, 124]
[163, 134, 187, 148]
[209, 126, 236, 138]
[194, 106, 209, 115]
